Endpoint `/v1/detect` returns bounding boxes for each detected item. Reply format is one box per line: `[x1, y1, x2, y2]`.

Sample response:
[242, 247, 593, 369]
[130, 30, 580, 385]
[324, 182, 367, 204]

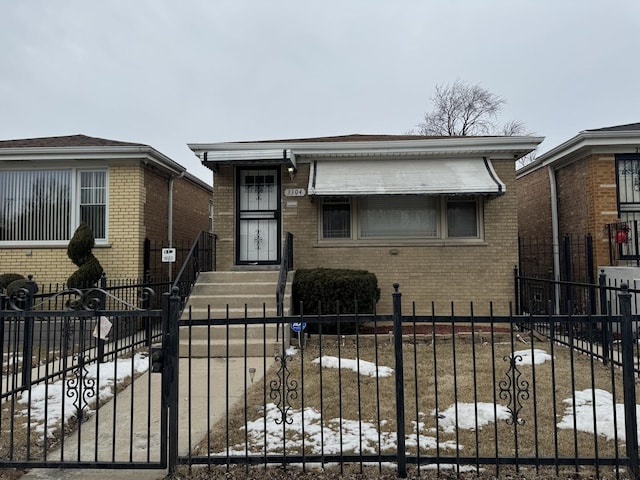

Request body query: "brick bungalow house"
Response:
[188, 134, 542, 315]
[0, 134, 213, 285]
[517, 122, 640, 287]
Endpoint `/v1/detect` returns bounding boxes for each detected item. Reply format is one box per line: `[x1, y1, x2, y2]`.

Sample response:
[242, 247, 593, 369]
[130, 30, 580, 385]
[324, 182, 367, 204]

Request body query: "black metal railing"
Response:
[171, 231, 216, 309]
[276, 232, 294, 317]
[607, 220, 640, 266]
[0, 280, 168, 469]
[176, 286, 640, 479]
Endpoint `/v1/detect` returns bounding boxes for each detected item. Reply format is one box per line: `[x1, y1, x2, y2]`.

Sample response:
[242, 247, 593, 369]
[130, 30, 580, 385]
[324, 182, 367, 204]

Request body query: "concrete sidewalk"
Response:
[23, 356, 272, 480]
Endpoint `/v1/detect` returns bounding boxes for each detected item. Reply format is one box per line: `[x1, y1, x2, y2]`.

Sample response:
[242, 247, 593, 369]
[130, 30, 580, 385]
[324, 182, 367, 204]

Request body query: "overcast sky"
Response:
[2, 1, 639, 184]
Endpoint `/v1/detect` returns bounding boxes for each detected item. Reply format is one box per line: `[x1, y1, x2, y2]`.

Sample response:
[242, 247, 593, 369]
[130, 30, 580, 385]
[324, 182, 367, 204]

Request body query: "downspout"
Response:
[168, 172, 185, 280]
[548, 165, 561, 314]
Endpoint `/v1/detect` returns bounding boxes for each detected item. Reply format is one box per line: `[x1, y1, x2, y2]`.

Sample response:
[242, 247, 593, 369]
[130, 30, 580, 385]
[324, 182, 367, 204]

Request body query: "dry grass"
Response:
[200, 332, 635, 478]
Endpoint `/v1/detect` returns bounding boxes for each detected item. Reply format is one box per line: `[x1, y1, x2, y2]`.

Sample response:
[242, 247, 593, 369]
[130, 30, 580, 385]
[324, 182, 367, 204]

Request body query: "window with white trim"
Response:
[319, 195, 482, 241]
[0, 169, 108, 244]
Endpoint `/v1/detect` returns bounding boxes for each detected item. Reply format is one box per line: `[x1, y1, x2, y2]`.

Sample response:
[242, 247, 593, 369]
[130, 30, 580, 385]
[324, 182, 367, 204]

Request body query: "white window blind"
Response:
[0, 169, 107, 243]
[360, 196, 438, 238]
[0, 170, 72, 241]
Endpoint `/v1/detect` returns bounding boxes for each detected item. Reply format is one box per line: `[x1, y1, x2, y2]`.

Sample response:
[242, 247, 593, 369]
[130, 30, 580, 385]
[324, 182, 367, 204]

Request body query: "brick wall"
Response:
[516, 154, 619, 275]
[1, 164, 145, 285]
[211, 165, 236, 270]
[516, 167, 553, 241]
[585, 154, 618, 268]
[170, 175, 211, 244]
[211, 160, 519, 315]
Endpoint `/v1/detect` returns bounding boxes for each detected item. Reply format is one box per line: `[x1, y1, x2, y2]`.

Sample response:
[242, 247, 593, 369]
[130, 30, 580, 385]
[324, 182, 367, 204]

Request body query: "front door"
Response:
[236, 167, 280, 264]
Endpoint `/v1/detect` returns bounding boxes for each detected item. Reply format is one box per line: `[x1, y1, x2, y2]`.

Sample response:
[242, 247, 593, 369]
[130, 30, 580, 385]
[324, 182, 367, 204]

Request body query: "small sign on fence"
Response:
[161, 248, 176, 263]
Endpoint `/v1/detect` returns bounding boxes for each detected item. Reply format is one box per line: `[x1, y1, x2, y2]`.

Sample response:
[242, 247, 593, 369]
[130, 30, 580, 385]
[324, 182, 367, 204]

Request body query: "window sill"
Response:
[0, 242, 111, 249]
[314, 239, 488, 248]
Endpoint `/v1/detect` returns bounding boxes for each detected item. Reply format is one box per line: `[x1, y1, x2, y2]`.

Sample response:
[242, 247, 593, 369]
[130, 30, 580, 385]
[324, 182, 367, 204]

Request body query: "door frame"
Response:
[234, 166, 281, 265]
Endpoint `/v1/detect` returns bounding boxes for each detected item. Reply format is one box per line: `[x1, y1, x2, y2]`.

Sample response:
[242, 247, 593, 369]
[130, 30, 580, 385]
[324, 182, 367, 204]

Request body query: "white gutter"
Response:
[548, 165, 561, 314]
[189, 136, 544, 160]
[0, 145, 186, 176]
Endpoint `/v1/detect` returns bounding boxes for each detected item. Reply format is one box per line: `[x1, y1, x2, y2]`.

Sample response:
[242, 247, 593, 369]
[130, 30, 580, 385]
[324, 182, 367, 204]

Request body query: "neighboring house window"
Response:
[617, 154, 640, 223]
[320, 196, 482, 241]
[79, 171, 107, 240]
[0, 169, 107, 244]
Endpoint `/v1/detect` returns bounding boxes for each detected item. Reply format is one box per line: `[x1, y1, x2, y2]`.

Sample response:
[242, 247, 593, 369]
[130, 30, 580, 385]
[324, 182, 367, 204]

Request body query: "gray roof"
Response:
[0, 134, 146, 149]
[585, 122, 640, 133]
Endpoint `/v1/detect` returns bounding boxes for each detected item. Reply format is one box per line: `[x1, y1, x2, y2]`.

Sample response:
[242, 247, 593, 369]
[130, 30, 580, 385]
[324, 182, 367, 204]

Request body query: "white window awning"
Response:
[308, 158, 505, 196]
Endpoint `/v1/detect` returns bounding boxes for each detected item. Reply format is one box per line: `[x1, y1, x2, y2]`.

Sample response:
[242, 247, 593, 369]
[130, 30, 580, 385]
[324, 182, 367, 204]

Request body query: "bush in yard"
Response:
[292, 268, 380, 334]
[66, 223, 104, 289]
[0, 273, 25, 293]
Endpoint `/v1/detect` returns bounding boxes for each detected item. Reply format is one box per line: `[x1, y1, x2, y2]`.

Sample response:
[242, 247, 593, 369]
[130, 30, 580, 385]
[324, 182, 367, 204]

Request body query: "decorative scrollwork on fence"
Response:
[498, 354, 530, 426]
[7, 287, 31, 310]
[66, 354, 96, 421]
[269, 351, 298, 425]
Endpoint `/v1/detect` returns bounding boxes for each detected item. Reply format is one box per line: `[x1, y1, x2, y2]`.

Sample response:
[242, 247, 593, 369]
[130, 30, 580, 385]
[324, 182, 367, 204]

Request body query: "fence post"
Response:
[392, 283, 407, 478]
[97, 274, 107, 363]
[619, 284, 639, 478]
[165, 287, 181, 474]
[514, 267, 520, 315]
[563, 235, 573, 314]
[599, 271, 610, 364]
[587, 234, 596, 314]
[21, 276, 37, 389]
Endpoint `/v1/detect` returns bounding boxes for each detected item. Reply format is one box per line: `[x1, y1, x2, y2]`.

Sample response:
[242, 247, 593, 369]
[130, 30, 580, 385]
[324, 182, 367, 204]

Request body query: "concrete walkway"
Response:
[23, 356, 272, 480]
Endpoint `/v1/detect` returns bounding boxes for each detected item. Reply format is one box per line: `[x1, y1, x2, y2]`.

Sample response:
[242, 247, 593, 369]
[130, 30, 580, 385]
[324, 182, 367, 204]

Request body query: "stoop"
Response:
[179, 270, 294, 357]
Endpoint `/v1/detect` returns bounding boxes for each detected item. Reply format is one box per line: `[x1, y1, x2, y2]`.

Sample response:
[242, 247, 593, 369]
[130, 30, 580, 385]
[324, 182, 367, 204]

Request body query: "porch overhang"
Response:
[196, 149, 296, 172]
[307, 157, 506, 196]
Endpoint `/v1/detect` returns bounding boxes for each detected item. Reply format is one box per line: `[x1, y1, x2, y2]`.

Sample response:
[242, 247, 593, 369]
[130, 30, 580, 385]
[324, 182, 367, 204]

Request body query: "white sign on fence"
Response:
[162, 248, 176, 263]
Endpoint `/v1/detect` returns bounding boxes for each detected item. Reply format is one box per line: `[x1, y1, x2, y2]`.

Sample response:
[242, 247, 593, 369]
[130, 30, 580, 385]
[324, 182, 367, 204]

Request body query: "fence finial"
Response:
[393, 282, 399, 292]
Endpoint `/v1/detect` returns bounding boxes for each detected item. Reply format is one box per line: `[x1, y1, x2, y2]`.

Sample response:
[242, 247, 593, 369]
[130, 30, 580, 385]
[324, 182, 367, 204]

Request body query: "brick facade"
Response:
[212, 159, 519, 315]
[517, 153, 620, 272]
[1, 163, 211, 286]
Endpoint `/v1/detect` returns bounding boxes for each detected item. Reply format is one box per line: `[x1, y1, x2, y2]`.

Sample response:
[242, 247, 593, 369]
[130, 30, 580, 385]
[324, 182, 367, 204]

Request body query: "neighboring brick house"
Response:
[517, 122, 640, 281]
[189, 134, 542, 314]
[0, 135, 212, 285]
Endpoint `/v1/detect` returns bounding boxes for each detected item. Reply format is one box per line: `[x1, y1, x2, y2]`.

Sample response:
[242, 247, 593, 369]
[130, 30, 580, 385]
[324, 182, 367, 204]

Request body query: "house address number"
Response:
[284, 188, 306, 197]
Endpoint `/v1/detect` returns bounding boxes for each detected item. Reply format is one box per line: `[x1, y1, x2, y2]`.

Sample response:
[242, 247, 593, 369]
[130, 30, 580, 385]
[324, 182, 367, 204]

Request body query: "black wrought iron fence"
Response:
[175, 286, 640, 479]
[144, 231, 216, 282]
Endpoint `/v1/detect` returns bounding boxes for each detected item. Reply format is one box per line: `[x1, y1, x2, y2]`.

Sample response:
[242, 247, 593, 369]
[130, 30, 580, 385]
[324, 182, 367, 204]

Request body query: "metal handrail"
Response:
[276, 232, 294, 316]
[171, 231, 216, 305]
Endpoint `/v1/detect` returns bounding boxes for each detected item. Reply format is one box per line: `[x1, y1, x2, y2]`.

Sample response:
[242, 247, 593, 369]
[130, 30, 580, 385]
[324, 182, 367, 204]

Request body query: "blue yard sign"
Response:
[291, 322, 307, 333]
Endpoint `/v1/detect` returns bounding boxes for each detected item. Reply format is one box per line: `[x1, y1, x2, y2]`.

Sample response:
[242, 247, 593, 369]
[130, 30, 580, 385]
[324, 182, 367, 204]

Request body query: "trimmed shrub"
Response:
[0, 273, 25, 292]
[292, 268, 380, 334]
[66, 223, 104, 289]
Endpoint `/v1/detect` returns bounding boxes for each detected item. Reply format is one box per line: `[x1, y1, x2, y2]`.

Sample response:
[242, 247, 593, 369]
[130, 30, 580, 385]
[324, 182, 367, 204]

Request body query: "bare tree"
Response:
[413, 80, 537, 167]
[416, 80, 506, 136]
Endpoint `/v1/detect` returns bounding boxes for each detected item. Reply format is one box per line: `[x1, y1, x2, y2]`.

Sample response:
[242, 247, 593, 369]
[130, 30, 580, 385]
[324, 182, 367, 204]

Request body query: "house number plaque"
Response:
[284, 188, 305, 197]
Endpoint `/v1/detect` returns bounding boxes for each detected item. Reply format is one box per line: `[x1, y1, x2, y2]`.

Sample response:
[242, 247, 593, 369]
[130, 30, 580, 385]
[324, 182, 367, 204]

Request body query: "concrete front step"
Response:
[179, 270, 294, 358]
[181, 307, 280, 321]
[196, 271, 279, 283]
[185, 294, 280, 310]
[180, 338, 282, 358]
[190, 282, 278, 296]
[180, 323, 281, 342]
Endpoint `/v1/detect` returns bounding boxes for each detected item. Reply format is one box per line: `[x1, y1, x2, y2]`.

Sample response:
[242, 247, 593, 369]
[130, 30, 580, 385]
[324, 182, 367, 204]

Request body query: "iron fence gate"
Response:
[0, 280, 167, 470]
